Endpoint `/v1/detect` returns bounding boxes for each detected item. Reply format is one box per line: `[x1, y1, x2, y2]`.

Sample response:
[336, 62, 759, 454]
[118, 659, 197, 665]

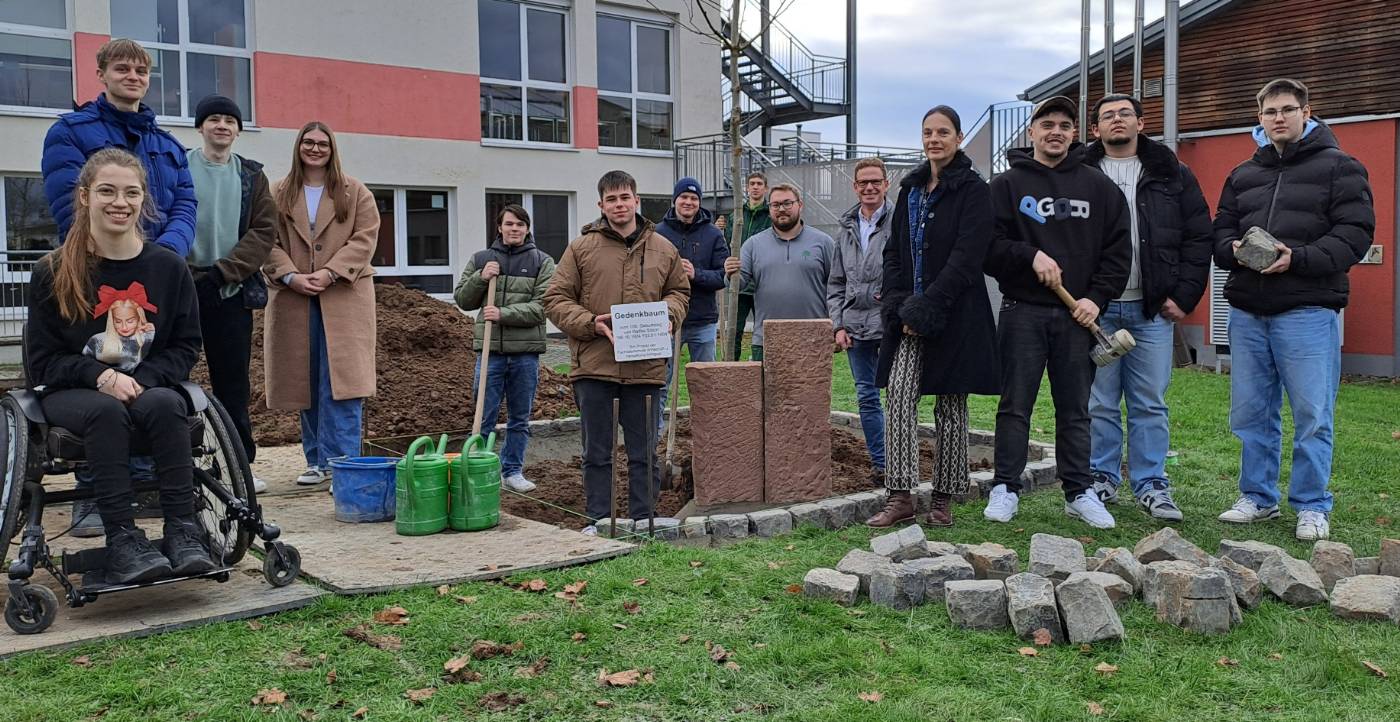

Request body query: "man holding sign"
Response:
[544, 171, 690, 534]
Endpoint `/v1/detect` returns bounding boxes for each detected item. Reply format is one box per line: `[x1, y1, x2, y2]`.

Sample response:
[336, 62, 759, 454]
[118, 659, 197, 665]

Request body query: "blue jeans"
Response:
[301, 297, 364, 469]
[659, 322, 717, 433]
[474, 352, 540, 477]
[1088, 300, 1174, 496]
[1228, 306, 1340, 513]
[846, 338, 886, 469]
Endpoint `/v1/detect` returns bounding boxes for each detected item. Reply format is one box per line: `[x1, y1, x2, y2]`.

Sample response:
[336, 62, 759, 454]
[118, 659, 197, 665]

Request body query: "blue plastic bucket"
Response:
[328, 456, 399, 522]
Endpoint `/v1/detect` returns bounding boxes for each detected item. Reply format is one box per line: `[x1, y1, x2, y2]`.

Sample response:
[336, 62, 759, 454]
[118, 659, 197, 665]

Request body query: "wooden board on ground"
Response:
[263, 493, 634, 595]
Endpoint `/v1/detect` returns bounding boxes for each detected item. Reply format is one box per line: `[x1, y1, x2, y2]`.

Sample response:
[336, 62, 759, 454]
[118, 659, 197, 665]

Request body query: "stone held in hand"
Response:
[1055, 574, 1124, 644]
[903, 555, 976, 602]
[803, 568, 860, 606]
[1029, 533, 1086, 583]
[1006, 573, 1065, 644]
[1329, 575, 1400, 623]
[945, 579, 1010, 631]
[870, 525, 929, 563]
[1310, 540, 1356, 592]
[1235, 226, 1283, 271]
[1134, 527, 1213, 566]
[1259, 553, 1329, 607]
[870, 563, 925, 610]
[1218, 539, 1287, 571]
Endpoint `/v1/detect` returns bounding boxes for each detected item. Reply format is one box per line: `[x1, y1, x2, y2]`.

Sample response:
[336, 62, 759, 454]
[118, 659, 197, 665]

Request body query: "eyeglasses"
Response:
[300, 139, 331, 151]
[1097, 109, 1138, 122]
[770, 200, 798, 211]
[854, 179, 886, 188]
[1260, 106, 1302, 119]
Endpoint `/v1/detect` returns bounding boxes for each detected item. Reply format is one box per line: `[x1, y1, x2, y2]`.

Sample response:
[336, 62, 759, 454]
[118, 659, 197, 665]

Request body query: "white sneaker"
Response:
[581, 525, 598, 537]
[1217, 496, 1280, 524]
[251, 476, 268, 494]
[296, 467, 328, 486]
[1296, 510, 1330, 541]
[983, 484, 1019, 523]
[502, 473, 537, 493]
[1066, 492, 1117, 530]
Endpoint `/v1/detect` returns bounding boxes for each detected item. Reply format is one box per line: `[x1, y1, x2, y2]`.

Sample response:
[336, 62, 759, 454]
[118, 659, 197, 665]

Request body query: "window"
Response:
[597, 15, 673, 151]
[485, 191, 571, 261]
[0, 176, 58, 315]
[370, 187, 454, 294]
[640, 196, 670, 225]
[0, 1, 72, 110]
[108, 0, 253, 122]
[478, 0, 570, 144]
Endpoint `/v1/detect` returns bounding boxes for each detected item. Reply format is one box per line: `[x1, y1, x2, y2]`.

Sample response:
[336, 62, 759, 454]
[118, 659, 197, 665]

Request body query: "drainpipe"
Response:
[846, 0, 857, 157]
[1164, 0, 1180, 149]
[1103, 0, 1114, 95]
[1133, 0, 1144, 98]
[1079, 0, 1090, 140]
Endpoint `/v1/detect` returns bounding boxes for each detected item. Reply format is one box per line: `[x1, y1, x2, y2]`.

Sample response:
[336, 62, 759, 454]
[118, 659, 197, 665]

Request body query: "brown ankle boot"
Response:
[866, 491, 915, 528]
[923, 492, 953, 527]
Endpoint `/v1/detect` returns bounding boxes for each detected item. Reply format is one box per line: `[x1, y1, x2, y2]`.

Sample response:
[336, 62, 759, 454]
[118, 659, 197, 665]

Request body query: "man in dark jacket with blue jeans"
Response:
[1084, 94, 1214, 523]
[1213, 79, 1375, 542]
[656, 177, 729, 426]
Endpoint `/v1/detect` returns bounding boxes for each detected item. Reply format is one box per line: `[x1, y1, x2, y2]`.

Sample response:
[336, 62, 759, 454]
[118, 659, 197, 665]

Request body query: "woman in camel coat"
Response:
[263, 121, 379, 485]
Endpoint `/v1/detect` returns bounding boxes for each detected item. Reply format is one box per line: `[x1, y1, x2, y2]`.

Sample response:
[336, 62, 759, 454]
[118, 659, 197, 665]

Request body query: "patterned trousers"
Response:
[884, 335, 970, 495]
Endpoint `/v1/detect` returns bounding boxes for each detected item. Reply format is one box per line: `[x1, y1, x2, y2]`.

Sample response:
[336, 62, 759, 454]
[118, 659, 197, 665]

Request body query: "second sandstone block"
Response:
[762, 319, 833, 503]
[687, 361, 764, 506]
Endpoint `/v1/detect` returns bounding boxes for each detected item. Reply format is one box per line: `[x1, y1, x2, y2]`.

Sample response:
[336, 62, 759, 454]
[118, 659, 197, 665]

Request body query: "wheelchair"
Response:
[0, 374, 302, 635]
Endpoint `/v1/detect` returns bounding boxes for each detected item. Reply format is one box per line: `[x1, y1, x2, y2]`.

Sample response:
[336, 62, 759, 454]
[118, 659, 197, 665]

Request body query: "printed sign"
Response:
[610, 301, 672, 362]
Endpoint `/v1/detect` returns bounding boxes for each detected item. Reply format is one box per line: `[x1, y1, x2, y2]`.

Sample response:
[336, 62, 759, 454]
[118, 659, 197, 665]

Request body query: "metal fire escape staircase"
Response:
[720, 0, 850, 135]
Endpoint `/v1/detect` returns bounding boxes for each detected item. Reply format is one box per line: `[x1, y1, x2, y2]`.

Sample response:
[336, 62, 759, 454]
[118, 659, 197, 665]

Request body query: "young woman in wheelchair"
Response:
[27, 148, 210, 585]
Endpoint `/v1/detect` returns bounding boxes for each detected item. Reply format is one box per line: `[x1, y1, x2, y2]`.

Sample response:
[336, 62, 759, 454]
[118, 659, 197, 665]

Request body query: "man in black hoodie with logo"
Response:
[1213, 79, 1374, 542]
[982, 96, 1132, 530]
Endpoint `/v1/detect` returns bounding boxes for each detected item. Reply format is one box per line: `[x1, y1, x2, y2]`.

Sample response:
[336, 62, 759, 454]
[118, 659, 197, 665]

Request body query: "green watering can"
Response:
[395, 435, 449, 536]
[449, 433, 502, 532]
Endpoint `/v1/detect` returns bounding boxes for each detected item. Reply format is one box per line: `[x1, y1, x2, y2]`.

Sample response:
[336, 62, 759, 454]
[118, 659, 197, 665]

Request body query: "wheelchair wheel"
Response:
[4, 583, 57, 635]
[0, 395, 30, 567]
[262, 543, 300, 588]
[192, 395, 253, 566]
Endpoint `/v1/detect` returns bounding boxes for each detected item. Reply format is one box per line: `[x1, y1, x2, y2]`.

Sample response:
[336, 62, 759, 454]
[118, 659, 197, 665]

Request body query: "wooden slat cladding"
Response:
[1046, 0, 1400, 134]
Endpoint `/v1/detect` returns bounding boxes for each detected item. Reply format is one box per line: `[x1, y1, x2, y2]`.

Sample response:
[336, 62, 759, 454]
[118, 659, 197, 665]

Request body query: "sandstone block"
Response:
[945, 580, 1010, 630]
[1356, 556, 1381, 576]
[1029, 533, 1086, 583]
[708, 514, 750, 546]
[687, 362, 765, 506]
[1056, 575, 1124, 643]
[1134, 527, 1212, 566]
[1329, 575, 1400, 623]
[836, 549, 894, 597]
[960, 542, 1021, 581]
[1211, 556, 1264, 610]
[762, 320, 833, 503]
[1310, 540, 1356, 591]
[871, 525, 929, 562]
[844, 491, 885, 522]
[803, 568, 859, 606]
[747, 508, 793, 538]
[1259, 553, 1328, 607]
[904, 555, 975, 602]
[870, 563, 924, 610]
[1006, 573, 1065, 644]
[1064, 571, 1134, 610]
[1218, 539, 1287, 571]
[788, 503, 827, 529]
[1094, 548, 1145, 594]
[817, 497, 857, 529]
[1381, 539, 1400, 577]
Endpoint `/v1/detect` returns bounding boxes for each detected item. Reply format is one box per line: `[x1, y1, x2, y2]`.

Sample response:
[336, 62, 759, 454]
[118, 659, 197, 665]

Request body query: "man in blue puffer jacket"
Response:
[42, 38, 197, 256]
[655, 177, 730, 430]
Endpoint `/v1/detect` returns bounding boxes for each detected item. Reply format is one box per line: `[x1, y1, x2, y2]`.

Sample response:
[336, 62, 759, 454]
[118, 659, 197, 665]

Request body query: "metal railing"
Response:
[721, 0, 848, 114]
[0, 250, 46, 341]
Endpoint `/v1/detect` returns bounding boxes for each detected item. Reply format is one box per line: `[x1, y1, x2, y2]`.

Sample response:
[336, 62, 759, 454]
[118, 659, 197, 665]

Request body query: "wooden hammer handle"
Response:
[1051, 283, 1107, 337]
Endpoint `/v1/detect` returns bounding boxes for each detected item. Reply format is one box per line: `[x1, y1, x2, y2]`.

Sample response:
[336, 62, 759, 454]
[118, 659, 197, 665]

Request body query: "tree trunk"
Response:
[719, 0, 746, 362]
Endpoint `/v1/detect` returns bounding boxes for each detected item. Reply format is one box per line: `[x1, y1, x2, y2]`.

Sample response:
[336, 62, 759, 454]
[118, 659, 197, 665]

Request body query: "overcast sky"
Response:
[759, 0, 1179, 148]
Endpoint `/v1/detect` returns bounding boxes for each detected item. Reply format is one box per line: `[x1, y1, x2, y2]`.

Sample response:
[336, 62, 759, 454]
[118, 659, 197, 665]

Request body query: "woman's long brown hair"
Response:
[48, 148, 152, 323]
[276, 120, 350, 224]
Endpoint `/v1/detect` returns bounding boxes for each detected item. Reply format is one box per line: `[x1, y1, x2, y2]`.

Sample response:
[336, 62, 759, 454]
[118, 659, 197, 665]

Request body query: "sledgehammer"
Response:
[1050, 284, 1136, 367]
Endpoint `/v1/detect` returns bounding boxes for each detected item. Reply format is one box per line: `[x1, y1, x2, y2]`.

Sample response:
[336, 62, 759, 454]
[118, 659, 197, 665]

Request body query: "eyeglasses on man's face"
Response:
[1097, 108, 1138, 122]
[300, 139, 331, 151]
[770, 200, 799, 211]
[1260, 106, 1302, 120]
[854, 178, 886, 188]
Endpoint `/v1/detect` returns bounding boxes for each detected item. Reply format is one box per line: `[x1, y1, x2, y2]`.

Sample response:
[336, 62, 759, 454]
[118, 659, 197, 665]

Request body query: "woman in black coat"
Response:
[865, 106, 1000, 528]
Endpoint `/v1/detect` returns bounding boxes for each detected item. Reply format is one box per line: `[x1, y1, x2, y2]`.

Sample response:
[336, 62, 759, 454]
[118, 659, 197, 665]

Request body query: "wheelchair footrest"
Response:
[78, 566, 234, 595]
[61, 547, 108, 576]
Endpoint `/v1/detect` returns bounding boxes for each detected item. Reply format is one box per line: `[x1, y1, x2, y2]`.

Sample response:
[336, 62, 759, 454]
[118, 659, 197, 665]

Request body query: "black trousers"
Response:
[992, 300, 1096, 500]
[197, 281, 256, 462]
[41, 387, 194, 532]
[574, 379, 662, 521]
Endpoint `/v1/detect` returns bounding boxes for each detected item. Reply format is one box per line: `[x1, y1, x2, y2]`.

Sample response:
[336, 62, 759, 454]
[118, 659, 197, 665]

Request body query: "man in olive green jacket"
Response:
[455, 204, 556, 492]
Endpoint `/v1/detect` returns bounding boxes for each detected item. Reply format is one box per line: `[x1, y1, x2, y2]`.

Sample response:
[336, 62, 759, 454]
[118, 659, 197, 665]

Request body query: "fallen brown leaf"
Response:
[709, 644, 731, 663]
[245, 620, 264, 631]
[444, 655, 472, 674]
[1217, 657, 1239, 667]
[1268, 652, 1284, 661]
[325, 669, 337, 685]
[404, 687, 436, 704]
[724, 660, 741, 671]
[1377, 517, 1392, 527]
[514, 657, 551, 678]
[622, 600, 641, 615]
[563, 580, 588, 595]
[753, 643, 768, 649]
[594, 700, 613, 708]
[1079, 643, 1094, 654]
[251, 688, 288, 706]
[690, 560, 704, 568]
[571, 632, 587, 644]
[281, 648, 314, 669]
[766, 562, 782, 570]
[677, 634, 692, 644]
[784, 583, 802, 594]
[1391, 430, 1400, 440]
[1362, 660, 1388, 678]
[858, 691, 883, 703]
[454, 595, 477, 604]
[632, 578, 649, 586]
[1077, 536, 1096, 544]
[1032, 628, 1054, 647]
[436, 584, 451, 596]
[1087, 701, 1105, 716]
[71, 656, 92, 667]
[879, 639, 893, 655]
[598, 668, 643, 687]
[522, 579, 548, 593]
[470, 640, 524, 660]
[479, 564, 499, 572]
[351, 707, 368, 719]
[343, 625, 402, 651]
[514, 613, 544, 623]
[477, 691, 526, 711]
[784, 544, 796, 551]
[612, 623, 628, 630]
[1094, 662, 1119, 676]
[1018, 647, 1039, 657]
[297, 709, 318, 722]
[372, 606, 410, 626]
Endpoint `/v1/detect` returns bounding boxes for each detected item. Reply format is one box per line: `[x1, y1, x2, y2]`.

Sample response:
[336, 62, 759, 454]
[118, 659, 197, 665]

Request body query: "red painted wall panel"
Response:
[573, 86, 598, 149]
[1174, 119, 1396, 357]
[253, 52, 481, 141]
[73, 32, 109, 104]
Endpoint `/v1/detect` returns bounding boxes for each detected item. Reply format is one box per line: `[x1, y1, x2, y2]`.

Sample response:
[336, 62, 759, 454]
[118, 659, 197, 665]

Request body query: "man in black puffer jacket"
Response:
[1212, 79, 1375, 542]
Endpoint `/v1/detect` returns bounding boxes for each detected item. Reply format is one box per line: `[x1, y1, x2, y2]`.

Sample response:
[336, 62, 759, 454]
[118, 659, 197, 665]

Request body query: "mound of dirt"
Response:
[191, 282, 576, 448]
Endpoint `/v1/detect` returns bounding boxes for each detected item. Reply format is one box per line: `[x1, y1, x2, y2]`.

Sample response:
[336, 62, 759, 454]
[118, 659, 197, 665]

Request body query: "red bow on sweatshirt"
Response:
[92, 282, 159, 319]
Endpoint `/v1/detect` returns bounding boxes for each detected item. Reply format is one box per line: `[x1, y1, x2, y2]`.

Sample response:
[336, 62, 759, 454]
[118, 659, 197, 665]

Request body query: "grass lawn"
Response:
[4, 349, 1399, 721]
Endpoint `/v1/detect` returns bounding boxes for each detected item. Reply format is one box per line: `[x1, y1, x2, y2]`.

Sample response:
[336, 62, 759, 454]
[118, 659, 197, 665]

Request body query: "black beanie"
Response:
[195, 94, 243, 130]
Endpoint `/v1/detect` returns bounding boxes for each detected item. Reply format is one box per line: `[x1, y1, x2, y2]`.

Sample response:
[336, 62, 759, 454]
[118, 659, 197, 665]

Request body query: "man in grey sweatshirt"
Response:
[723, 183, 835, 360]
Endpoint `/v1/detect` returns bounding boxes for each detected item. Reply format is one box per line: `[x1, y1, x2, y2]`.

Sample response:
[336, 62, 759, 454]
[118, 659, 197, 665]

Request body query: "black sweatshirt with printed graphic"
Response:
[984, 144, 1132, 310]
[28, 243, 201, 392]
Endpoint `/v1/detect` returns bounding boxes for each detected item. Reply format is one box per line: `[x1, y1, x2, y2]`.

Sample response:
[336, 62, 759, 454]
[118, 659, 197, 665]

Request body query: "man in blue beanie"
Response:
[655, 177, 730, 428]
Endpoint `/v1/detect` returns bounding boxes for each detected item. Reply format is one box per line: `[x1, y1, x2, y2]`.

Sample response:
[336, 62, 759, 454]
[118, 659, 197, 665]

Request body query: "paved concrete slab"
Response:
[265, 492, 634, 595]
